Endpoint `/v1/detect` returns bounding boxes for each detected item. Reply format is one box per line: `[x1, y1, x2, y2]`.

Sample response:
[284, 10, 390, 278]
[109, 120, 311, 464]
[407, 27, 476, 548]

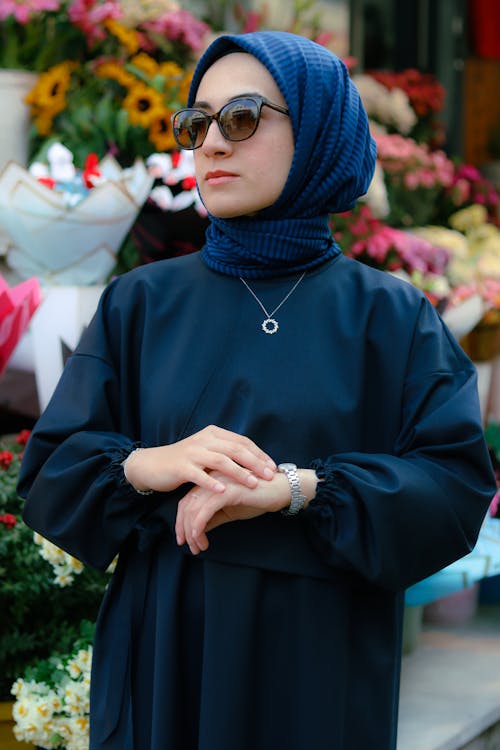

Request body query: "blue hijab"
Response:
[189, 30, 376, 279]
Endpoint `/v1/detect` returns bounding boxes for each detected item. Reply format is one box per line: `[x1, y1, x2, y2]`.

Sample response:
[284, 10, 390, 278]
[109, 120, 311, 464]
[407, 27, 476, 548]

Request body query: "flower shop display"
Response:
[0, 431, 110, 703]
[372, 132, 455, 228]
[0, 274, 41, 377]
[364, 68, 446, 146]
[0, 153, 153, 285]
[24, 4, 210, 168]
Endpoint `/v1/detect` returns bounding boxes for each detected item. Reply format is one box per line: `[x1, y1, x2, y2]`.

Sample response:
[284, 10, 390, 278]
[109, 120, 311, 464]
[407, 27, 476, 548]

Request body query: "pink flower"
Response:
[0, 0, 60, 22]
[142, 9, 210, 51]
[68, 0, 122, 44]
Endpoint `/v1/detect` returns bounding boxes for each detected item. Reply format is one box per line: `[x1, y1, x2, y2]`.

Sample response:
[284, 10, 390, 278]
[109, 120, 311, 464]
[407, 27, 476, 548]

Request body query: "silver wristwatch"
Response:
[278, 463, 306, 516]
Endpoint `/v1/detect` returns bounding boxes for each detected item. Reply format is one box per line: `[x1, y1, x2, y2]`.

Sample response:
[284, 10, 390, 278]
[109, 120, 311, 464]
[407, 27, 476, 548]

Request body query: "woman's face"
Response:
[192, 52, 294, 219]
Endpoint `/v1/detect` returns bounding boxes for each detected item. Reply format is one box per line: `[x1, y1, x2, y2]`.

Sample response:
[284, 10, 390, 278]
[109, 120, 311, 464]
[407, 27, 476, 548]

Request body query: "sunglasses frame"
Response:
[171, 95, 290, 150]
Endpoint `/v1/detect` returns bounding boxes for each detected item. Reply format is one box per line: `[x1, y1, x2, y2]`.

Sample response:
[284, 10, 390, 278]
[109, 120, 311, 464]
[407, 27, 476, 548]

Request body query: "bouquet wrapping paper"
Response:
[0, 157, 153, 285]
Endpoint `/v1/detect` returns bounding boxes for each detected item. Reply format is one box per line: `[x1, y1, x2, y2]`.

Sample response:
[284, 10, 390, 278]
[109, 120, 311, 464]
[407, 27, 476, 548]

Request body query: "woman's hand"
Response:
[175, 468, 319, 555]
[123, 425, 277, 495]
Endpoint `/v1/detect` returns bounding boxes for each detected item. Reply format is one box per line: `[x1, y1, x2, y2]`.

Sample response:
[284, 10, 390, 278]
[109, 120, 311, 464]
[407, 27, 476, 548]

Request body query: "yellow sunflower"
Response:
[178, 72, 194, 107]
[158, 61, 183, 79]
[25, 62, 76, 117]
[123, 82, 165, 128]
[104, 18, 140, 55]
[130, 52, 159, 77]
[33, 111, 56, 137]
[96, 61, 136, 89]
[149, 110, 177, 152]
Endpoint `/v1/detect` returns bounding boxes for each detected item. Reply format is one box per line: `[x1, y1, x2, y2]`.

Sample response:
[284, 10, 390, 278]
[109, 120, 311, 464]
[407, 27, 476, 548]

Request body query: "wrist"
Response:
[122, 448, 154, 495]
[297, 468, 319, 508]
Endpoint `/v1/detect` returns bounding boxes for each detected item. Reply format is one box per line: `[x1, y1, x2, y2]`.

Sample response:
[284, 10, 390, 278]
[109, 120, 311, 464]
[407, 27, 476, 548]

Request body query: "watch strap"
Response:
[278, 462, 306, 516]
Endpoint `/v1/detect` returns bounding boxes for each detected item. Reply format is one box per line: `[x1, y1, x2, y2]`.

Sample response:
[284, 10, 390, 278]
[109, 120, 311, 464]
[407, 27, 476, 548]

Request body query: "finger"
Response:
[178, 489, 213, 551]
[184, 465, 226, 494]
[188, 492, 231, 542]
[202, 426, 277, 470]
[200, 449, 268, 488]
[211, 438, 277, 478]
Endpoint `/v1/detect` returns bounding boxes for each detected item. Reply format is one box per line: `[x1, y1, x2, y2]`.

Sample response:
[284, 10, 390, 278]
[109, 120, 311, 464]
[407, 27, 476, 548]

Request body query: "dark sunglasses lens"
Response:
[220, 100, 260, 141]
[173, 111, 209, 149]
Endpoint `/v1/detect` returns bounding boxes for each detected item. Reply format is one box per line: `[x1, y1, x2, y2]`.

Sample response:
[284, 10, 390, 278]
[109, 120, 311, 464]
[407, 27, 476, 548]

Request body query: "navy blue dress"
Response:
[18, 252, 496, 749]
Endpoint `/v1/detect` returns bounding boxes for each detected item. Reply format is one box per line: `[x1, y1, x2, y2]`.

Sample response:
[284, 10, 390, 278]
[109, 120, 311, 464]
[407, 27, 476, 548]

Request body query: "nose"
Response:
[200, 118, 232, 156]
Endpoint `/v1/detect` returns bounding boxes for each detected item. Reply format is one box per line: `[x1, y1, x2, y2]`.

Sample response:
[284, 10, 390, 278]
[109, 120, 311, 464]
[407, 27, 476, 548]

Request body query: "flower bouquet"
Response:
[0, 0, 89, 73]
[25, 6, 210, 167]
[0, 153, 153, 285]
[366, 68, 446, 146]
[373, 132, 455, 228]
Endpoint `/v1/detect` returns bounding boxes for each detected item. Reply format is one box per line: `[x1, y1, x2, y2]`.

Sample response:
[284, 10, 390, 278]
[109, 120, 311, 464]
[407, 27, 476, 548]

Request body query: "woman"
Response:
[18, 31, 496, 750]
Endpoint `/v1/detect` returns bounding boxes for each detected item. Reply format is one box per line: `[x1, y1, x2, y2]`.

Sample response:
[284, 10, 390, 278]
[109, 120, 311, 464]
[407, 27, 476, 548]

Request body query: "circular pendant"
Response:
[262, 318, 279, 334]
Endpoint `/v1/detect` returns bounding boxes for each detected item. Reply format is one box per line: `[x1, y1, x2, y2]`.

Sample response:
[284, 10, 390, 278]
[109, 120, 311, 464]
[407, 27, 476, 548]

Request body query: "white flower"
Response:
[34, 533, 85, 586]
[12, 645, 93, 748]
[353, 74, 417, 135]
[363, 162, 390, 218]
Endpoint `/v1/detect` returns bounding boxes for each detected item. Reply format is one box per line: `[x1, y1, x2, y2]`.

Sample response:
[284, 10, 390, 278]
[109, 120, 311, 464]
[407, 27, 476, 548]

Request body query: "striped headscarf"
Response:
[189, 31, 376, 279]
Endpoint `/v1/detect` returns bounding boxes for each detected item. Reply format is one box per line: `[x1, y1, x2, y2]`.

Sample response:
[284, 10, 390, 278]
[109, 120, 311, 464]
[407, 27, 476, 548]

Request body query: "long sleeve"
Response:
[17, 279, 166, 572]
[17, 254, 498, 589]
[302, 298, 497, 591]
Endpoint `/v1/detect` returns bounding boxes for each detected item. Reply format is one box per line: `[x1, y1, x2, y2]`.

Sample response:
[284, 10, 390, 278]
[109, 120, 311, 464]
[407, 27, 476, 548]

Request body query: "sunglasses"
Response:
[171, 95, 290, 150]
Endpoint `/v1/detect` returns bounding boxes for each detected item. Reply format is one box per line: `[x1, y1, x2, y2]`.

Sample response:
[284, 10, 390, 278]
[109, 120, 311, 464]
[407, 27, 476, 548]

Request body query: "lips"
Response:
[205, 170, 238, 185]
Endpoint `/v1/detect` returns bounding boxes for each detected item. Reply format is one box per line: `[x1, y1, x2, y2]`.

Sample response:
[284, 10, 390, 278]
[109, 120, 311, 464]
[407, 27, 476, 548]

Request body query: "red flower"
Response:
[0, 513, 17, 529]
[16, 430, 31, 446]
[0, 451, 14, 470]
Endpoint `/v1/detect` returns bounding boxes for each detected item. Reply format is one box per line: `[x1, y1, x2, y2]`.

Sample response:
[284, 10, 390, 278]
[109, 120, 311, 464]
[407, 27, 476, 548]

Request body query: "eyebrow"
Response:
[191, 92, 265, 109]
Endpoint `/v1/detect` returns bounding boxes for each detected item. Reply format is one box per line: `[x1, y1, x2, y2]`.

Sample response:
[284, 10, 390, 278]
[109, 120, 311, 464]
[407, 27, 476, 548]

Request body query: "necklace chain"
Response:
[239, 272, 306, 334]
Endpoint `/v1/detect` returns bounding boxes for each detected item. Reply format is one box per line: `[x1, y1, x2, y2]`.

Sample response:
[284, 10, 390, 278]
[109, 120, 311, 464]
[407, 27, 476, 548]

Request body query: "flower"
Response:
[367, 68, 446, 146]
[438, 165, 500, 226]
[374, 133, 455, 228]
[26, 9, 209, 166]
[0, 431, 109, 701]
[12, 621, 95, 749]
[0, 1, 111, 72]
[332, 203, 450, 282]
[352, 73, 417, 136]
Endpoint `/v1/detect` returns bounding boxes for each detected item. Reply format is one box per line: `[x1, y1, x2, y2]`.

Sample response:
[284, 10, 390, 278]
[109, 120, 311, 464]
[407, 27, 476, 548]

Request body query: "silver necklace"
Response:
[239, 272, 306, 334]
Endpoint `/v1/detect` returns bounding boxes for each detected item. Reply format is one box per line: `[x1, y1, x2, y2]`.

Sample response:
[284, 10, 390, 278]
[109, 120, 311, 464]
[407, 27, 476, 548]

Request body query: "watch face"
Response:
[278, 463, 297, 472]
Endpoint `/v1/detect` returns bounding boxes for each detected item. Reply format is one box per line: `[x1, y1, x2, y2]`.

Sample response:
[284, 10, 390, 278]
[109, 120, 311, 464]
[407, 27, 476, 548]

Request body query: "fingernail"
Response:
[214, 481, 225, 492]
[267, 459, 277, 470]
[247, 474, 258, 488]
[263, 467, 274, 480]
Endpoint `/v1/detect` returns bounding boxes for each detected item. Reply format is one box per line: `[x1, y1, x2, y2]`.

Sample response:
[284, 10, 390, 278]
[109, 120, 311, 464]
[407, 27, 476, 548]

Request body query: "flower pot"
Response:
[0, 70, 37, 171]
[0, 701, 31, 749]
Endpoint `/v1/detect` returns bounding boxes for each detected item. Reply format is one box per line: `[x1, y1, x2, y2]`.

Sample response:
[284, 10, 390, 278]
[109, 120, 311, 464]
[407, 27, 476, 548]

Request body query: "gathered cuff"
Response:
[107, 442, 148, 492]
[306, 458, 339, 511]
